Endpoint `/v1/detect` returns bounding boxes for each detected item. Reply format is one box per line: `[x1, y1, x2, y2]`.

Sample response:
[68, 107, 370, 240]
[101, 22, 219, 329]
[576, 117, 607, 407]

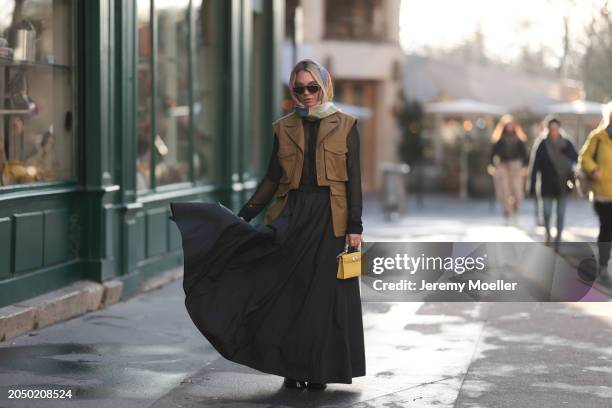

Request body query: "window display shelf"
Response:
[0, 56, 71, 71]
[0, 107, 34, 115]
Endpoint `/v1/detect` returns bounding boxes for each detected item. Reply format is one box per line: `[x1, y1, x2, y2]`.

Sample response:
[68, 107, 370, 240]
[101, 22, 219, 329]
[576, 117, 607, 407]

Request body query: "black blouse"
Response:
[490, 134, 529, 165]
[238, 117, 363, 234]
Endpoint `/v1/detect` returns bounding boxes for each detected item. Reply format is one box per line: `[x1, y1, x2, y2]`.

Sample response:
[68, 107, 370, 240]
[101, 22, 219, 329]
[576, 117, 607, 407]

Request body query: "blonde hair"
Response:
[491, 114, 528, 143]
[600, 102, 612, 129]
[288, 59, 334, 107]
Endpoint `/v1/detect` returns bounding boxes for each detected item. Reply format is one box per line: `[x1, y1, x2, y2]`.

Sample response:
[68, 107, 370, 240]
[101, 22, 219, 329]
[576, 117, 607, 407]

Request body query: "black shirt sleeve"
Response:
[237, 133, 282, 221]
[520, 140, 529, 166]
[346, 122, 363, 234]
[565, 139, 579, 163]
[529, 143, 542, 195]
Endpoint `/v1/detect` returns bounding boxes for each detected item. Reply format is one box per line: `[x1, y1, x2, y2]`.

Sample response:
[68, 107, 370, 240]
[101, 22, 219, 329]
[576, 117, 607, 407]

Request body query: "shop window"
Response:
[154, 0, 190, 187]
[137, 0, 190, 191]
[324, 0, 386, 42]
[137, 0, 219, 191]
[0, 0, 74, 186]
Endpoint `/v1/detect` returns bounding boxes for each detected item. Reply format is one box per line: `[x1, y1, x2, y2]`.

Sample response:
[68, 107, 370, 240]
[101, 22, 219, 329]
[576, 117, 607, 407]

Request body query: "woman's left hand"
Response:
[346, 234, 363, 249]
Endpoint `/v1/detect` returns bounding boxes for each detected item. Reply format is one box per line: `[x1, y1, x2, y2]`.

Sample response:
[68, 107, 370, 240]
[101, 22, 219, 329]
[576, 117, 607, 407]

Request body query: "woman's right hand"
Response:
[591, 169, 601, 180]
[346, 234, 363, 249]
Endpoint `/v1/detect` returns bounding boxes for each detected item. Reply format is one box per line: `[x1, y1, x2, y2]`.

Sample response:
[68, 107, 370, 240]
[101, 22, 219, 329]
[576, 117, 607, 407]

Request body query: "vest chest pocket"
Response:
[323, 142, 348, 181]
[278, 150, 297, 183]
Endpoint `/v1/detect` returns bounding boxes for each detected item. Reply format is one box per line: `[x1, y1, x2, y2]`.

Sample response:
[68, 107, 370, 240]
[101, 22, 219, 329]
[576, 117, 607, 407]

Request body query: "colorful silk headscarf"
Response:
[289, 59, 340, 120]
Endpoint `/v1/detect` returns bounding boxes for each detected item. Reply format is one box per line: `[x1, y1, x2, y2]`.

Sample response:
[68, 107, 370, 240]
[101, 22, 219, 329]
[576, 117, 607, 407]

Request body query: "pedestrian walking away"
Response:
[169, 58, 366, 392]
[489, 115, 529, 224]
[529, 117, 578, 248]
[578, 102, 612, 287]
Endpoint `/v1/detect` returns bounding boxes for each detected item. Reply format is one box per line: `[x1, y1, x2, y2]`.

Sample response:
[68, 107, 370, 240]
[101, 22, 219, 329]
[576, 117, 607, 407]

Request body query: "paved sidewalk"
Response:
[363, 193, 599, 243]
[0, 194, 610, 407]
[1, 280, 610, 407]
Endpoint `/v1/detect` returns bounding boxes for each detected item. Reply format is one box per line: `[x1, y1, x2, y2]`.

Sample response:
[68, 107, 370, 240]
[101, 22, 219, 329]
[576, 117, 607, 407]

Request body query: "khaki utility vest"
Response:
[262, 111, 357, 237]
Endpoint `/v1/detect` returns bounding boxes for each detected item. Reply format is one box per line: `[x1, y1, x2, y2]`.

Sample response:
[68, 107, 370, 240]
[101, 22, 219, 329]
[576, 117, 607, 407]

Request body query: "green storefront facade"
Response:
[0, 0, 285, 308]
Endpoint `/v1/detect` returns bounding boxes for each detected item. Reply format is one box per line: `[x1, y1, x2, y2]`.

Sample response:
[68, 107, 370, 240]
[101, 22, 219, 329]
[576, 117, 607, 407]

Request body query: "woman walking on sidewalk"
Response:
[578, 104, 612, 285]
[489, 115, 529, 224]
[170, 59, 366, 391]
[529, 118, 578, 248]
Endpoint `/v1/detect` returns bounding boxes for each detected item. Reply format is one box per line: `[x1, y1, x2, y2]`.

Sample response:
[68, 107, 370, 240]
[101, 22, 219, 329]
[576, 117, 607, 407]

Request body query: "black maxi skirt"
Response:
[169, 184, 366, 384]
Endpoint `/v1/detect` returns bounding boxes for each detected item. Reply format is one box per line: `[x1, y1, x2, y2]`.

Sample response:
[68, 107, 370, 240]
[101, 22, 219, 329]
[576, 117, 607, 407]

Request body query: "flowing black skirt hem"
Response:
[171, 192, 367, 385]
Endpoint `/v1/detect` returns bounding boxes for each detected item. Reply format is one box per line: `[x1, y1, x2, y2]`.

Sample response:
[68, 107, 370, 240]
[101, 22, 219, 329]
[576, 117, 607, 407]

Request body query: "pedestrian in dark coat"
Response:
[530, 118, 578, 247]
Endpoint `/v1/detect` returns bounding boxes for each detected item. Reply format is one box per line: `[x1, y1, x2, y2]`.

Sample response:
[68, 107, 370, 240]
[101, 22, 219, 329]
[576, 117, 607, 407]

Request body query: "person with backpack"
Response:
[578, 104, 612, 286]
[530, 118, 578, 249]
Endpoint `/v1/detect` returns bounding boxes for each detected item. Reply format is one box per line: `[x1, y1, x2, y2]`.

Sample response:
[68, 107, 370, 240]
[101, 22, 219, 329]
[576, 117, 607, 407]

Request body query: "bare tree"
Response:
[580, 1, 612, 101]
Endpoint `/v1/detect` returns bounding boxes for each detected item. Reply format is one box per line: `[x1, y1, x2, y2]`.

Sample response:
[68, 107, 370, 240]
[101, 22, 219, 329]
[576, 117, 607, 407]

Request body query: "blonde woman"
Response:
[170, 59, 366, 391]
[578, 103, 612, 285]
[489, 115, 529, 223]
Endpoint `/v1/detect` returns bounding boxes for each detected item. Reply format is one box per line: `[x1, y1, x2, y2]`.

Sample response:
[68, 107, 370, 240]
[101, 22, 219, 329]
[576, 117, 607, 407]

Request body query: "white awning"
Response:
[540, 100, 605, 116]
[425, 99, 507, 116]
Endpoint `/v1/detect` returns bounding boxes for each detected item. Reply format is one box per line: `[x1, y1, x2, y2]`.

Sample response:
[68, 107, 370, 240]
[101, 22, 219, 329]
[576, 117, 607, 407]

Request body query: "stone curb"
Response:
[0, 268, 183, 342]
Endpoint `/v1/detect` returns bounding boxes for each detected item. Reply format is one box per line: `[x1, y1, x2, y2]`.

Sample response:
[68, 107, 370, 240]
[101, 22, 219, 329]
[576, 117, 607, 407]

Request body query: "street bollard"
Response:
[379, 162, 411, 221]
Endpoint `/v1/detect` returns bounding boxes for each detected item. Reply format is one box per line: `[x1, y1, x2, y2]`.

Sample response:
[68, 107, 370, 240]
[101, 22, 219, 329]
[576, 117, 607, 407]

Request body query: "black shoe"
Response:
[307, 382, 327, 391]
[283, 378, 307, 389]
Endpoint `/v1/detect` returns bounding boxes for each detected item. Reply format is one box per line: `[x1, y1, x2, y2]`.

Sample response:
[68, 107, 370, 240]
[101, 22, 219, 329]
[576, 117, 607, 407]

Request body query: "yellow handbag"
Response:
[337, 249, 362, 279]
